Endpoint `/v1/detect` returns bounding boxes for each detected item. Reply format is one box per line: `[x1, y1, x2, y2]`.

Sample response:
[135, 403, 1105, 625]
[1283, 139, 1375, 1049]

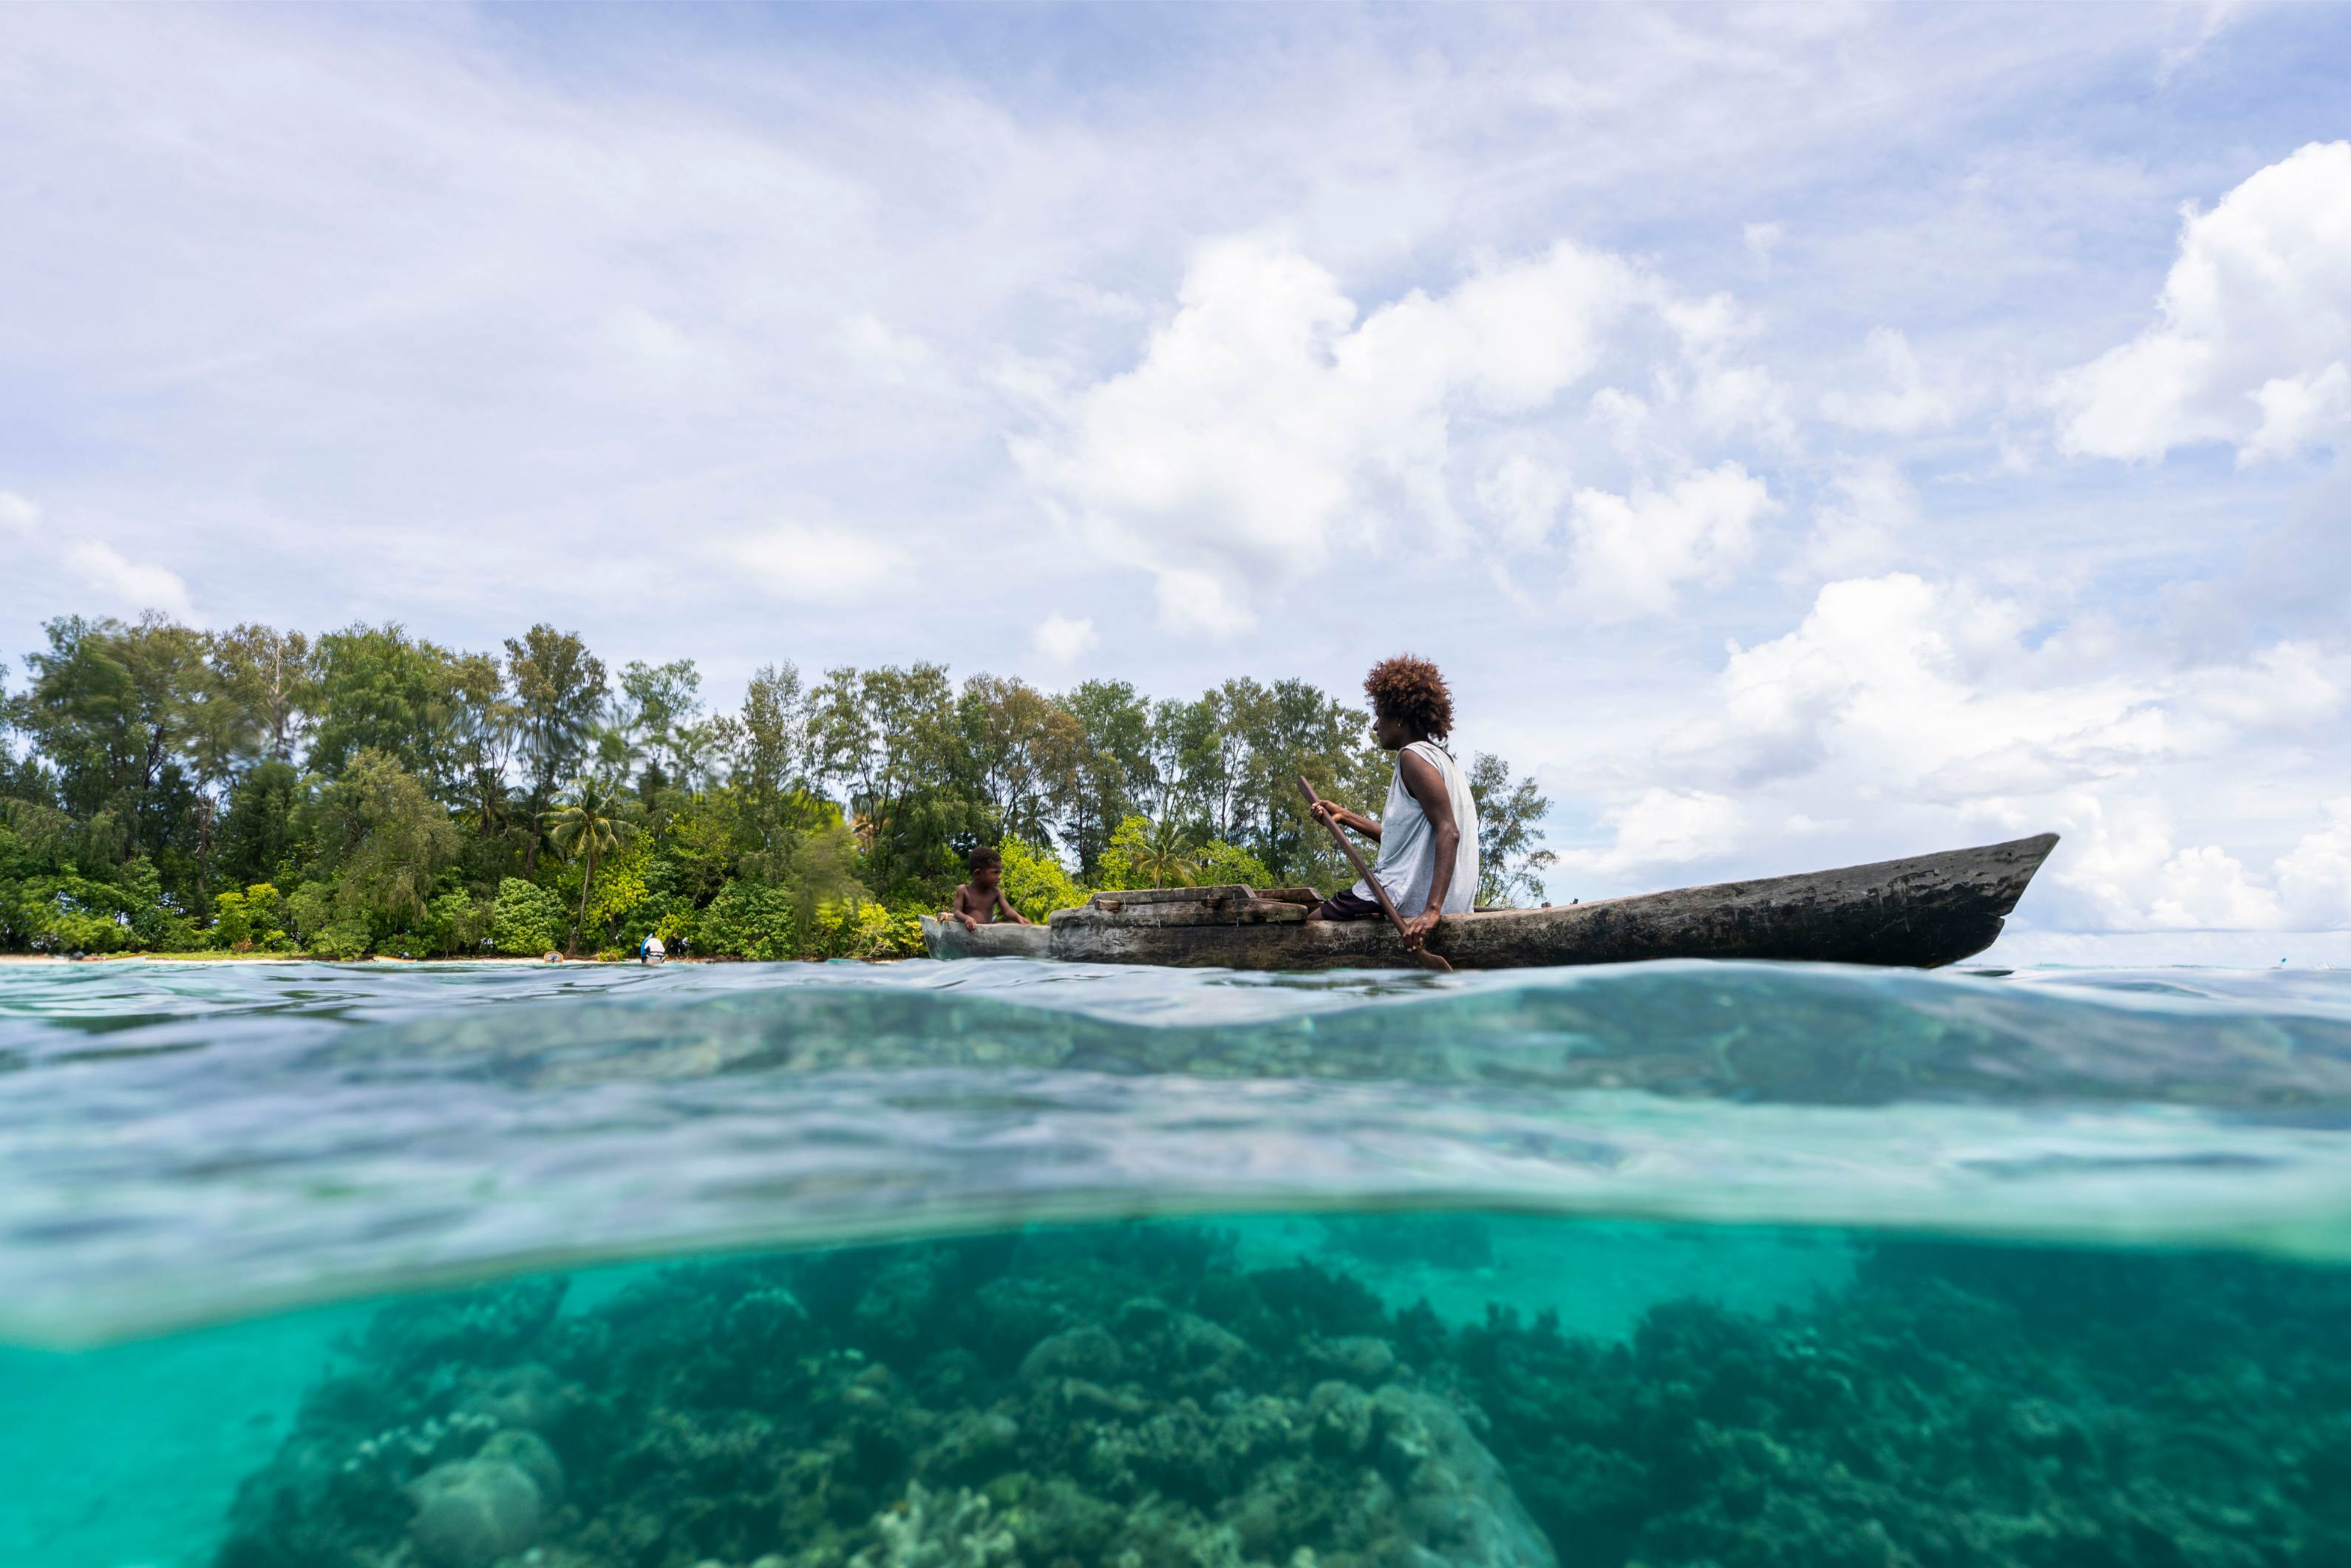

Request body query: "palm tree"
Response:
[1130, 816, 1204, 888]
[544, 777, 626, 954]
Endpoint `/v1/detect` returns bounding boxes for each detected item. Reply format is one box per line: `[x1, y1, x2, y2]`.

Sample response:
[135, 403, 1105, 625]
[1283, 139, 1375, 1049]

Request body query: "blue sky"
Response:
[2, 2, 2348, 960]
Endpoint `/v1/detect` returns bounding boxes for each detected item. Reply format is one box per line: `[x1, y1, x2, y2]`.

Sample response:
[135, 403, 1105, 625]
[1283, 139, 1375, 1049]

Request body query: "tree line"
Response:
[0, 613, 1554, 958]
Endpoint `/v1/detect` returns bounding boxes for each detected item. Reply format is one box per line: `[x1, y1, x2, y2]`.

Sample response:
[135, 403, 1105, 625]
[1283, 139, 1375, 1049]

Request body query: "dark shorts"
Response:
[1311, 888, 1384, 921]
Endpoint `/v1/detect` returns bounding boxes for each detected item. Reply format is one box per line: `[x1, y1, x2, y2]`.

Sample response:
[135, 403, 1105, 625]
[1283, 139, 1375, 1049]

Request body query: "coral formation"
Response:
[215, 1222, 2351, 1568]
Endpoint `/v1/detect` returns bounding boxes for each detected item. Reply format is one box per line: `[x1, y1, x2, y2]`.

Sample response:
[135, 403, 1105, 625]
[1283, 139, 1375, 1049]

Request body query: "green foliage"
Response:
[1095, 814, 1202, 890]
[1059, 679, 1153, 880]
[216, 758, 302, 889]
[695, 878, 804, 960]
[306, 624, 471, 793]
[418, 890, 492, 958]
[3, 870, 141, 952]
[1095, 815, 1273, 893]
[1469, 752, 1557, 907]
[1, 607, 1545, 958]
[811, 899, 925, 959]
[613, 658, 707, 792]
[543, 775, 629, 953]
[506, 624, 608, 867]
[296, 748, 460, 950]
[581, 830, 651, 945]
[1194, 838, 1274, 890]
[285, 881, 371, 959]
[691, 870, 916, 961]
[734, 662, 806, 804]
[209, 883, 296, 952]
[491, 876, 564, 956]
[997, 839, 1086, 921]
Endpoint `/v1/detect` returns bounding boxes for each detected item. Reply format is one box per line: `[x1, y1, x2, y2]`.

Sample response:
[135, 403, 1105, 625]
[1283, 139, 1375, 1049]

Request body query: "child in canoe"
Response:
[943, 845, 1035, 931]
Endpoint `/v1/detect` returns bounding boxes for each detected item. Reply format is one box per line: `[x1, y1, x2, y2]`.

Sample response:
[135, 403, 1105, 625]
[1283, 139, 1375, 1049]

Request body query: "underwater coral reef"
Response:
[214, 1221, 2351, 1568]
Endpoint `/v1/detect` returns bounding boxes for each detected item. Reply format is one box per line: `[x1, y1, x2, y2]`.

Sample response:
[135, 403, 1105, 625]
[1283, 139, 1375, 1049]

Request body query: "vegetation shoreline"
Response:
[4, 614, 1554, 962]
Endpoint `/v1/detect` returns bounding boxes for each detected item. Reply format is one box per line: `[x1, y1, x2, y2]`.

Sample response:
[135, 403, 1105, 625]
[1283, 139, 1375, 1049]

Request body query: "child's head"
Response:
[968, 845, 1003, 890]
[1364, 654, 1453, 749]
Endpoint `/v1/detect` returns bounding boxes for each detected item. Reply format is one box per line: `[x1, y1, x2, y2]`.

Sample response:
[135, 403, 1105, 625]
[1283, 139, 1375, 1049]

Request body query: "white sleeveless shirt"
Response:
[1353, 740, 1481, 916]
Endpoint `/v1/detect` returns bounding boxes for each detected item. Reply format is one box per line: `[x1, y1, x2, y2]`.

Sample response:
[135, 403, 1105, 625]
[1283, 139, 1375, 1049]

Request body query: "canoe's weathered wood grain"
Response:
[1029, 834, 2058, 972]
[1087, 885, 1256, 910]
[1055, 899, 1307, 932]
[916, 916, 1052, 960]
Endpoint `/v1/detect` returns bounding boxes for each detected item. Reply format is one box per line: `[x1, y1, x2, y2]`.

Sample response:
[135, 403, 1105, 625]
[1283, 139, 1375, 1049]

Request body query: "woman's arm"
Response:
[1395, 749, 1460, 946]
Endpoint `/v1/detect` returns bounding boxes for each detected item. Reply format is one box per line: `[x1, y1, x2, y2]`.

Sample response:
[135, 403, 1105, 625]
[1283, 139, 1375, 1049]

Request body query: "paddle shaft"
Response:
[1296, 774, 1453, 972]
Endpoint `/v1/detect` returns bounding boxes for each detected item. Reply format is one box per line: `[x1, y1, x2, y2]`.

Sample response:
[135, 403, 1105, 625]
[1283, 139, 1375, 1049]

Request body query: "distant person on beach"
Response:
[944, 846, 1033, 931]
[1305, 655, 1480, 949]
[639, 933, 666, 964]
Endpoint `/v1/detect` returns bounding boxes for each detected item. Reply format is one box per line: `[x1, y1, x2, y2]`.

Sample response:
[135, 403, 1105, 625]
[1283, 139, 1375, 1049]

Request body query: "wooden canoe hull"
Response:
[1022, 834, 2059, 972]
[918, 916, 1053, 960]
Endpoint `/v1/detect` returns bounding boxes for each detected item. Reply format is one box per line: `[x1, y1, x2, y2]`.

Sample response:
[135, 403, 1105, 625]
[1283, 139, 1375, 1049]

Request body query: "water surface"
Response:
[3, 958, 2347, 1568]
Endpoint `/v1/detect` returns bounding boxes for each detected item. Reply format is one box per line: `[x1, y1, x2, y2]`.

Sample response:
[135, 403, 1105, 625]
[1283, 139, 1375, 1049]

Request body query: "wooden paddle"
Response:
[1296, 774, 1454, 973]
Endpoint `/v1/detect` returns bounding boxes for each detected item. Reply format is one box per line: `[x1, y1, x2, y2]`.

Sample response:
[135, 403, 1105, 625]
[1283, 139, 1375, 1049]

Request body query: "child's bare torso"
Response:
[952, 883, 1008, 922]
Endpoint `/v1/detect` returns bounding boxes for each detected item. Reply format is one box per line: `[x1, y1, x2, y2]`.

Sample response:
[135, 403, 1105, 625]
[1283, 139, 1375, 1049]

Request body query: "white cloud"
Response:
[1011, 233, 1775, 633]
[1030, 612, 1100, 665]
[2053, 141, 2351, 463]
[1799, 457, 1920, 576]
[61, 540, 197, 623]
[2147, 845, 2282, 930]
[1675, 573, 2182, 797]
[1476, 452, 1570, 552]
[2278, 799, 2351, 929]
[1661, 292, 1796, 444]
[2025, 792, 2290, 932]
[2242, 361, 2351, 466]
[724, 526, 905, 604]
[0, 489, 197, 621]
[1743, 221, 1785, 262]
[842, 314, 950, 390]
[1544, 572, 2350, 928]
[1560, 787, 1742, 881]
[1562, 463, 1773, 621]
[2155, 0, 2249, 83]
[1820, 327, 1961, 435]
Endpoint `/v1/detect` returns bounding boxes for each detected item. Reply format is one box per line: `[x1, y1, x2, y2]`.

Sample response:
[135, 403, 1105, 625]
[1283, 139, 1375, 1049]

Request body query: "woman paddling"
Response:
[1305, 655, 1480, 950]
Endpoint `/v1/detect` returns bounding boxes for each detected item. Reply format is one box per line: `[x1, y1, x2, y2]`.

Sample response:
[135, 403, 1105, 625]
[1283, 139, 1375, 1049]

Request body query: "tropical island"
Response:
[0, 615, 1554, 961]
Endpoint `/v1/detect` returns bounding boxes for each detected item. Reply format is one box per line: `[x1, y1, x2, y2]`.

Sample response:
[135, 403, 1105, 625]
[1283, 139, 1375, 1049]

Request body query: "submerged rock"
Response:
[408, 1456, 543, 1568]
[1016, 1323, 1124, 1383]
[478, 1428, 563, 1504]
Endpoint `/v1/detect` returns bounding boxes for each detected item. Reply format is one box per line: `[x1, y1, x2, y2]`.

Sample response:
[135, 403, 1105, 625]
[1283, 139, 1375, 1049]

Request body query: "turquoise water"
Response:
[4, 958, 2350, 1567]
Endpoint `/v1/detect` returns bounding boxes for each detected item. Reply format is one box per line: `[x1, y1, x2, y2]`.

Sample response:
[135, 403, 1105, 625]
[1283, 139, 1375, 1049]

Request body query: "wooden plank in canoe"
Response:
[1054, 899, 1307, 931]
[1087, 885, 1257, 910]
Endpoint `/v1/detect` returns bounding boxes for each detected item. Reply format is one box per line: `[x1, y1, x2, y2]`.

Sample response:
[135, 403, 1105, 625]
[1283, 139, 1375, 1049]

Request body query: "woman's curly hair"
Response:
[1364, 654, 1454, 740]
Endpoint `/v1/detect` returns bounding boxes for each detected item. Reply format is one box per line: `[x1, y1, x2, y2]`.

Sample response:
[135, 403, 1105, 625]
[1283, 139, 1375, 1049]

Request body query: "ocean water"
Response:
[4, 957, 2350, 1568]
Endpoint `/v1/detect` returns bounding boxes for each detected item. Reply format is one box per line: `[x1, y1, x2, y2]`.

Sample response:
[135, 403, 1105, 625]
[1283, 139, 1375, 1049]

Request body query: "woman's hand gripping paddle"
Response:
[1296, 774, 1454, 973]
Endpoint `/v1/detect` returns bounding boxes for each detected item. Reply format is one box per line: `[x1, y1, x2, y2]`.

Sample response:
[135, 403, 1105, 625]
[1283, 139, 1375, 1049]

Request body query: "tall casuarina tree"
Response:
[505, 624, 607, 873]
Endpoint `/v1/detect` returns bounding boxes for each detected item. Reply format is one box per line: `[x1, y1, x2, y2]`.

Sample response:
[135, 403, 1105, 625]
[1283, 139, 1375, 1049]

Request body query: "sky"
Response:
[1, 1, 2348, 962]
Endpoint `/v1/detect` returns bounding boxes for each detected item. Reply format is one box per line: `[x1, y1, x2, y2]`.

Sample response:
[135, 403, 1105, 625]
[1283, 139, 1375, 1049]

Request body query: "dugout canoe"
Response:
[919, 832, 2058, 971]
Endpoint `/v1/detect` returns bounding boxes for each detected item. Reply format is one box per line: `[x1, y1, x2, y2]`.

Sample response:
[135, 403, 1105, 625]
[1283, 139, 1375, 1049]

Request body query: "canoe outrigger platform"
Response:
[919, 833, 2058, 972]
